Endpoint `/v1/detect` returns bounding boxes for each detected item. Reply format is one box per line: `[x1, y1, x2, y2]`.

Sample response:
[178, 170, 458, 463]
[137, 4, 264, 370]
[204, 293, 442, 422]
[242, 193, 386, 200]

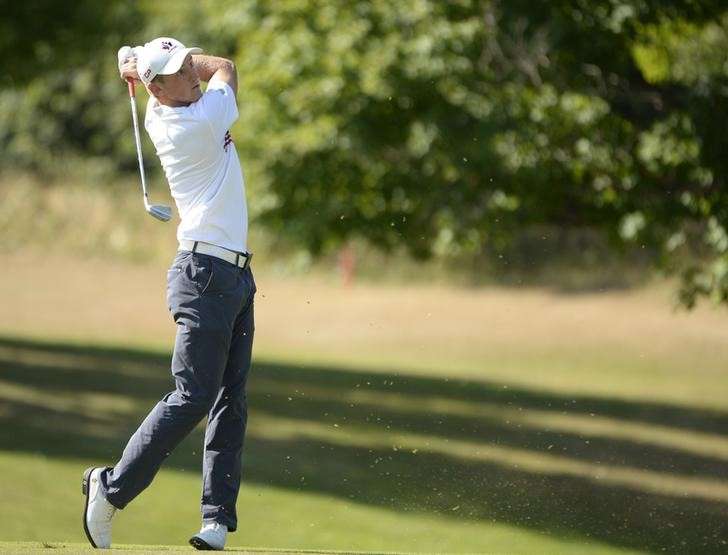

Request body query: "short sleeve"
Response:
[198, 79, 239, 139]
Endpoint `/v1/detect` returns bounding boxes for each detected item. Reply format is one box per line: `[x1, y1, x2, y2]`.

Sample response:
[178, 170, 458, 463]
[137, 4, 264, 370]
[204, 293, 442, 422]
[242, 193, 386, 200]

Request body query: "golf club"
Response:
[119, 47, 171, 222]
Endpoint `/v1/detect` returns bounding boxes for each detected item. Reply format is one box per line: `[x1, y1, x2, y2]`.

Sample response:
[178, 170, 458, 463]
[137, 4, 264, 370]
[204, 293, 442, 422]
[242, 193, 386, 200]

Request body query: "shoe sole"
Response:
[189, 535, 217, 550]
[82, 467, 98, 548]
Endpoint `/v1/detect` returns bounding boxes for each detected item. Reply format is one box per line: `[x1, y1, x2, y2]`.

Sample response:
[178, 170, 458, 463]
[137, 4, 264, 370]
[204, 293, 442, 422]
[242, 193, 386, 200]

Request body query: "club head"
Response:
[147, 204, 172, 222]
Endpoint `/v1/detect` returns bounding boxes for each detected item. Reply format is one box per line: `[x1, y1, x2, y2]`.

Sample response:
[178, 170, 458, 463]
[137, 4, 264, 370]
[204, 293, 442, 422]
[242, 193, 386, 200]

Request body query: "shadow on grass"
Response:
[0, 335, 727, 553]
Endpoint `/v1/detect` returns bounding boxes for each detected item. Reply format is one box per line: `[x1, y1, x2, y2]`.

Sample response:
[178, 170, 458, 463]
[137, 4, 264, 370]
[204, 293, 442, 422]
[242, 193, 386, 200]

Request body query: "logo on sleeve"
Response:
[223, 130, 233, 152]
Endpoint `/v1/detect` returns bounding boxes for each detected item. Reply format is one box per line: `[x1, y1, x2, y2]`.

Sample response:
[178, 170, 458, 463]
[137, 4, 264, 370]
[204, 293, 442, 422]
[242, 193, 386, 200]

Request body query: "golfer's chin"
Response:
[179, 86, 202, 105]
[164, 86, 202, 107]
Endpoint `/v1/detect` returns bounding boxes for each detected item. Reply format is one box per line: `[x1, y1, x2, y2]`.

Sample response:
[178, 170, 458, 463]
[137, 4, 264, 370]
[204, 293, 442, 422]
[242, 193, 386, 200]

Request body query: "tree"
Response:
[3, 0, 728, 307]
[229, 0, 728, 306]
[0, 0, 139, 86]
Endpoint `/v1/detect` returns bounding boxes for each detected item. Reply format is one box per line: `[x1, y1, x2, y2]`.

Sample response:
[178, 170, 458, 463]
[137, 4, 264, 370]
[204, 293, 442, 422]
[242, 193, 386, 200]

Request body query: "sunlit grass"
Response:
[0, 452, 631, 554]
[1, 337, 727, 552]
[2, 251, 728, 552]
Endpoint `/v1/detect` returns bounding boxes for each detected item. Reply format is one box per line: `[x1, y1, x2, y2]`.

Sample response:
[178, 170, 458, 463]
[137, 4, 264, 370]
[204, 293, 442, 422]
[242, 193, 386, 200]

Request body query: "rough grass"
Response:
[0, 176, 653, 291]
[1, 252, 728, 552]
[4, 252, 728, 409]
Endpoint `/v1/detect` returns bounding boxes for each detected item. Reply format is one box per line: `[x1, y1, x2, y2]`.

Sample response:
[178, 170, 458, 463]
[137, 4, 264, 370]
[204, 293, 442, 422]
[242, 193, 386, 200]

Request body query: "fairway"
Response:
[0, 542, 421, 554]
[1, 252, 727, 553]
[6, 2, 728, 552]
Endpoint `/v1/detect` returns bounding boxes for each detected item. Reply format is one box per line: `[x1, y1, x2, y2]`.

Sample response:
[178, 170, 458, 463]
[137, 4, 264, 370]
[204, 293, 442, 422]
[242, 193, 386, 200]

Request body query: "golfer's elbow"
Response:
[221, 59, 238, 96]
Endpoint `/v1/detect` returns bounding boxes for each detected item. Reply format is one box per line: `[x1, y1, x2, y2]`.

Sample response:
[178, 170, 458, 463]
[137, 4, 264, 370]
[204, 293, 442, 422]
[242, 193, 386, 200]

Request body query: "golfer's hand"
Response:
[118, 46, 140, 83]
[119, 58, 140, 83]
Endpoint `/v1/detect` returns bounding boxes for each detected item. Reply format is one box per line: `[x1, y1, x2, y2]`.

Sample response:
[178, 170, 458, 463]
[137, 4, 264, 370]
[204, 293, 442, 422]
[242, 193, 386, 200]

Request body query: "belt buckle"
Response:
[235, 252, 252, 269]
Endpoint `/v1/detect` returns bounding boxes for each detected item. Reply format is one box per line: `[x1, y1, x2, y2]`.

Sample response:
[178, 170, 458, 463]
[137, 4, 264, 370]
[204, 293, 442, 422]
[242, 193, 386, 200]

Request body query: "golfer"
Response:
[82, 37, 255, 551]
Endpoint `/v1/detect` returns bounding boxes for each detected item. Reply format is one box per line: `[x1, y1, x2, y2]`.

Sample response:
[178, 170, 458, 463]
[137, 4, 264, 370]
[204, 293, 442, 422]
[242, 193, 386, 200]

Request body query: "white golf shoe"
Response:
[189, 522, 228, 550]
[82, 467, 117, 549]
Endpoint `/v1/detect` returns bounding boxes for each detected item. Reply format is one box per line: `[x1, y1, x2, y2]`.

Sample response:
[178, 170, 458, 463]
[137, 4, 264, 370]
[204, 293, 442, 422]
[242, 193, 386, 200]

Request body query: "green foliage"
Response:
[230, 0, 728, 306]
[3, 0, 728, 306]
[0, 0, 139, 86]
[0, 0, 150, 178]
[631, 12, 728, 306]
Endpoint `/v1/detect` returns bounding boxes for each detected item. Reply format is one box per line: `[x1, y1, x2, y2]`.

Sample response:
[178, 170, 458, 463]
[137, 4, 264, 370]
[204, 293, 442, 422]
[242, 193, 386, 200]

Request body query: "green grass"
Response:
[1, 449, 606, 554]
[0, 454, 623, 555]
[1, 337, 727, 553]
[0, 542, 423, 554]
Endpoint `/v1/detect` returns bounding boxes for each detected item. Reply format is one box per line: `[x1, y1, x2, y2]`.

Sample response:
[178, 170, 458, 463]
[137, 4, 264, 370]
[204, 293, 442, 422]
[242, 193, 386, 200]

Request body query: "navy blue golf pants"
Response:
[100, 250, 256, 532]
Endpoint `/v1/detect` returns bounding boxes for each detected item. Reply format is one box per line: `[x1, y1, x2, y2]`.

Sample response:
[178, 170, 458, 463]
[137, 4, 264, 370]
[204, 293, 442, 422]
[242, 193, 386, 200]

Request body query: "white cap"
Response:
[136, 37, 202, 86]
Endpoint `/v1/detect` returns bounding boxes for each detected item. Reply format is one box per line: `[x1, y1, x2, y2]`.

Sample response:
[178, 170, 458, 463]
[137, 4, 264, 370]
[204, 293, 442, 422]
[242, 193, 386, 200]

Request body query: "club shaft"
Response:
[129, 94, 150, 202]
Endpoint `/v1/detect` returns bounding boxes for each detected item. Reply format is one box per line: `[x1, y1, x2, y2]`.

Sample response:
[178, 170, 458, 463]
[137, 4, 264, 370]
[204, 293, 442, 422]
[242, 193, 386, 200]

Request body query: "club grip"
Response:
[127, 78, 136, 98]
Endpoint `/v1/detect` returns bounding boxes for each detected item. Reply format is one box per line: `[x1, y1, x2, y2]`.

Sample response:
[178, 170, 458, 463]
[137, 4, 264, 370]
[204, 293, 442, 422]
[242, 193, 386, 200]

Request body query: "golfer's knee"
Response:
[189, 392, 218, 414]
[166, 389, 217, 415]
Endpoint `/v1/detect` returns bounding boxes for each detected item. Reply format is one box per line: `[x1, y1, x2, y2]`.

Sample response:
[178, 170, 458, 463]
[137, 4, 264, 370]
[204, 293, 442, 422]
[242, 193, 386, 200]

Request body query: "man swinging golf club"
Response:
[82, 37, 255, 550]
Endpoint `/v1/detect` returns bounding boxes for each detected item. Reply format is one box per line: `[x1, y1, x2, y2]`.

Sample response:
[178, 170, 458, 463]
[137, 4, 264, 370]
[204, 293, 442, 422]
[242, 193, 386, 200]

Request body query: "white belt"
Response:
[179, 240, 252, 269]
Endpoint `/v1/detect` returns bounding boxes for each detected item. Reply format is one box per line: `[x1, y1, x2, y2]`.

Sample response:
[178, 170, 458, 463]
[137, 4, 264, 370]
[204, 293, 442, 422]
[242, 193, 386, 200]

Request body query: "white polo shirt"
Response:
[144, 79, 248, 253]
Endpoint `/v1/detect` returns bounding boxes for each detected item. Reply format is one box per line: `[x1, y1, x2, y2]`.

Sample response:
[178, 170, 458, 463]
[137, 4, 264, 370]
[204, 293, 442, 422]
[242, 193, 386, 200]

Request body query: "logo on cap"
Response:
[144, 68, 152, 79]
[161, 41, 176, 51]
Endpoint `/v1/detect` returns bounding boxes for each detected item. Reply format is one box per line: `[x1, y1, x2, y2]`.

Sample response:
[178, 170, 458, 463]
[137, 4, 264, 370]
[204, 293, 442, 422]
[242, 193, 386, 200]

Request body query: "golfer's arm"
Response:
[192, 54, 237, 96]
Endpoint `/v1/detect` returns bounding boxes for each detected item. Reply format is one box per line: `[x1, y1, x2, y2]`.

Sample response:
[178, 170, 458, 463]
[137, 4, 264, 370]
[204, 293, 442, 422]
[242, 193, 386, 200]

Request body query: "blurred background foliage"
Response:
[2, 0, 728, 305]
